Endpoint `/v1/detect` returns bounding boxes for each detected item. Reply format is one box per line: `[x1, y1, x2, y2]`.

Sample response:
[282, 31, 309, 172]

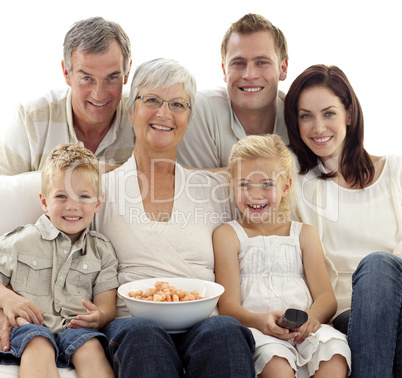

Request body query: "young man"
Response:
[177, 13, 289, 169]
[0, 17, 133, 175]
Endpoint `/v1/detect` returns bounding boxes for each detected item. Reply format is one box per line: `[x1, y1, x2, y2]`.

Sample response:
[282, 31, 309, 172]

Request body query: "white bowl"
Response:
[118, 277, 225, 333]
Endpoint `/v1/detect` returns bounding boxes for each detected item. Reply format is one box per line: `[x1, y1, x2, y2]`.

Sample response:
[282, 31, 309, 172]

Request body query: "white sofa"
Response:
[0, 172, 77, 377]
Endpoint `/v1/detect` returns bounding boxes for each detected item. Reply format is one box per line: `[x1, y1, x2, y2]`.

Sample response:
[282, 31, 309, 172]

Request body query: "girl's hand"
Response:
[292, 313, 321, 344]
[259, 311, 299, 341]
[68, 299, 104, 330]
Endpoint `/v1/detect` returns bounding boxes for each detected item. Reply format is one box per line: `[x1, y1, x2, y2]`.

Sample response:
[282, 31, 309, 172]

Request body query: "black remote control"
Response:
[276, 308, 308, 331]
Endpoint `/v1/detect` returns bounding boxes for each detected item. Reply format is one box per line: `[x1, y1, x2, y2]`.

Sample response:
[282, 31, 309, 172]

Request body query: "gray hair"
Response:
[126, 58, 197, 118]
[63, 17, 131, 75]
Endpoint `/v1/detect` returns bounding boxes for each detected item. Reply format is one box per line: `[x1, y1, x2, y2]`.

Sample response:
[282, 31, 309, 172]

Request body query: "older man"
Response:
[0, 17, 133, 175]
[177, 13, 289, 168]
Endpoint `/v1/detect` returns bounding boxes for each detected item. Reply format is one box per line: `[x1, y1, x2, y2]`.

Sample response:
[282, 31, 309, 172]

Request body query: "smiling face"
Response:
[130, 83, 191, 154]
[297, 86, 352, 163]
[40, 170, 102, 244]
[222, 31, 287, 116]
[62, 40, 130, 130]
[231, 158, 291, 225]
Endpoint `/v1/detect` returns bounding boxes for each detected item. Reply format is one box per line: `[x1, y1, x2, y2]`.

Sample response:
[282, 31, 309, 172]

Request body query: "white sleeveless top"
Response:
[227, 220, 313, 313]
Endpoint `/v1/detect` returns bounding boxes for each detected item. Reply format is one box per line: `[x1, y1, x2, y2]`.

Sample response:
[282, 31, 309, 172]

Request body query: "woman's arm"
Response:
[295, 223, 337, 343]
[213, 224, 295, 340]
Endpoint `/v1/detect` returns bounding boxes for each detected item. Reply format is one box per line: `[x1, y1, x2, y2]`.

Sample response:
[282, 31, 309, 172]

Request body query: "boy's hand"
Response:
[68, 299, 104, 329]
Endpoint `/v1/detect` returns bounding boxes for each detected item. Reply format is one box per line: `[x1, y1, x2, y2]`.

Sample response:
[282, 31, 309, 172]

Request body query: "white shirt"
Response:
[292, 155, 402, 317]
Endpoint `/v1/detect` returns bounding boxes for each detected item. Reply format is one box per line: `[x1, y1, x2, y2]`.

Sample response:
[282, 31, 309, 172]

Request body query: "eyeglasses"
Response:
[135, 95, 191, 112]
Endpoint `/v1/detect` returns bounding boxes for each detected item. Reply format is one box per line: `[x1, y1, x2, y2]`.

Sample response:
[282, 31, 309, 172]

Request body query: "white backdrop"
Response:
[1, 0, 400, 155]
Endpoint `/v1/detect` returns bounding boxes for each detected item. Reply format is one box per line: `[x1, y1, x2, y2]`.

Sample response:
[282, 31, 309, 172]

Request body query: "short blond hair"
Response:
[221, 13, 288, 64]
[41, 143, 100, 197]
[228, 134, 293, 217]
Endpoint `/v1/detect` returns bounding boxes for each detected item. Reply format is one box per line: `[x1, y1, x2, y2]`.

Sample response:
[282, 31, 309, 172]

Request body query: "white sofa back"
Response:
[0, 172, 77, 378]
[0, 172, 43, 235]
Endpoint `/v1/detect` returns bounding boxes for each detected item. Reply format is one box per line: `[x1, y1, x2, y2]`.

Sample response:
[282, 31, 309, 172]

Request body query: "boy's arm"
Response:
[68, 289, 117, 330]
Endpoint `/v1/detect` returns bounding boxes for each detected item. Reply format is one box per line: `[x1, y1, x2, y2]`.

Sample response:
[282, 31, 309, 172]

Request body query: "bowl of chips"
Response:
[118, 277, 225, 333]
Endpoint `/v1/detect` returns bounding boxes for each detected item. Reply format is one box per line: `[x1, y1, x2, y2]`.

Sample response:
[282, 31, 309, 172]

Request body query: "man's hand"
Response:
[2, 291, 44, 327]
[0, 309, 11, 351]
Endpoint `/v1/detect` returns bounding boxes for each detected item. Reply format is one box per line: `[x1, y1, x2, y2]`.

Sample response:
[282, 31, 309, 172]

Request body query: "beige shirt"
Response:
[177, 87, 288, 168]
[0, 88, 134, 175]
[291, 155, 402, 318]
[0, 214, 118, 334]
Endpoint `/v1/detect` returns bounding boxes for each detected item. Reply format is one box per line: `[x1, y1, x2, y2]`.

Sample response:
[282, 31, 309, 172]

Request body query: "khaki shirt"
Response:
[177, 87, 288, 168]
[0, 88, 135, 175]
[0, 214, 118, 334]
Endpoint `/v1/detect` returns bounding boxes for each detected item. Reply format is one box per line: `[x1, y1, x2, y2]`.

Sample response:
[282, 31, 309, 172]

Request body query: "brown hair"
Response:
[284, 64, 374, 188]
[221, 13, 288, 64]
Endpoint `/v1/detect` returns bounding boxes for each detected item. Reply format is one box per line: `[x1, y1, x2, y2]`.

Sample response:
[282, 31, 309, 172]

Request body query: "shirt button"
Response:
[58, 301, 63, 307]
[63, 250, 68, 255]
[83, 264, 88, 270]
[59, 276, 64, 282]
[32, 261, 38, 266]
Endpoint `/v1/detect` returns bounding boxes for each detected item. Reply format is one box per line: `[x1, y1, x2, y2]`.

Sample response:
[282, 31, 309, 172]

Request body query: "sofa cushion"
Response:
[0, 172, 43, 235]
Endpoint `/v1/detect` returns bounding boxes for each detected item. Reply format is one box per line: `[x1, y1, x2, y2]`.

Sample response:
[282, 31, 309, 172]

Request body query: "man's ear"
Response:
[61, 60, 71, 86]
[279, 59, 288, 81]
[123, 60, 132, 85]
[222, 62, 228, 83]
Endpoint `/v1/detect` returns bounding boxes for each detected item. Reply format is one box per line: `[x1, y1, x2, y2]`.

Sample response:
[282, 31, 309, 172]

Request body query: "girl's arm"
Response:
[213, 224, 296, 340]
[68, 289, 117, 330]
[295, 224, 337, 343]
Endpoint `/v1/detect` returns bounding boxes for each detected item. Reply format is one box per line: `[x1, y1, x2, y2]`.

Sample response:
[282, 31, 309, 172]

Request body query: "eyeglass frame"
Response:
[135, 95, 191, 112]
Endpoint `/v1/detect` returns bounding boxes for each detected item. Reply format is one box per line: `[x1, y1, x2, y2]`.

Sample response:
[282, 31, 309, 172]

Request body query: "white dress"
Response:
[228, 220, 351, 377]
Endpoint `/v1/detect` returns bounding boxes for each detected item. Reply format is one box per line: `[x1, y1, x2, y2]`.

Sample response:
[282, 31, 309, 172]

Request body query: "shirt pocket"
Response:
[14, 252, 52, 296]
[66, 258, 101, 296]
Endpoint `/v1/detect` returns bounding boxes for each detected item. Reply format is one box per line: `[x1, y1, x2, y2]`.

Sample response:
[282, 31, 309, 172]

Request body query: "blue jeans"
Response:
[102, 315, 255, 378]
[0, 324, 107, 368]
[349, 252, 402, 378]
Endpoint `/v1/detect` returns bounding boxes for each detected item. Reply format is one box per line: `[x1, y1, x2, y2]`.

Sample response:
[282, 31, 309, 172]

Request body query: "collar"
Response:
[35, 214, 89, 252]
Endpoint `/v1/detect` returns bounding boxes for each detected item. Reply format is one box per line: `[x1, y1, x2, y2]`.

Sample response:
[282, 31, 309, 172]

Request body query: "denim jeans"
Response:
[349, 252, 402, 378]
[0, 324, 107, 368]
[102, 315, 255, 378]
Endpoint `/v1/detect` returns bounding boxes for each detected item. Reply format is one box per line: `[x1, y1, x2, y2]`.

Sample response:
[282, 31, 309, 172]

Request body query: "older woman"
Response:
[93, 58, 255, 377]
[284, 64, 401, 378]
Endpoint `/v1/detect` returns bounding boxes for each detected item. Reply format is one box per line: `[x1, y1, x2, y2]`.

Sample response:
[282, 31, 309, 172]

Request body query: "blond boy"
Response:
[0, 144, 117, 378]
